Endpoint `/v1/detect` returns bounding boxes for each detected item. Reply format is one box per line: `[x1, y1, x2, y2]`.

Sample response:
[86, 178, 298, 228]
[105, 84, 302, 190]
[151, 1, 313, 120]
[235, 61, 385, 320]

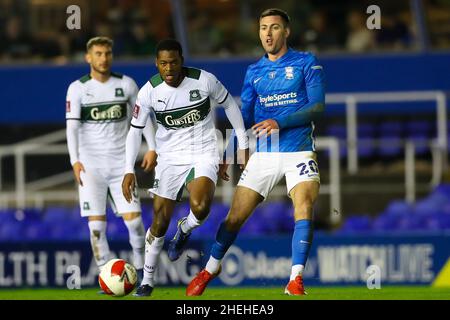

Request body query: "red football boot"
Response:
[284, 275, 307, 295]
[186, 266, 221, 296]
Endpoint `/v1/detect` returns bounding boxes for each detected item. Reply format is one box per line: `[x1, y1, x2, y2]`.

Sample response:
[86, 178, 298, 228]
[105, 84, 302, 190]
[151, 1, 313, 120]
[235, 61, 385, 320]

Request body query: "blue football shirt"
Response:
[241, 48, 325, 152]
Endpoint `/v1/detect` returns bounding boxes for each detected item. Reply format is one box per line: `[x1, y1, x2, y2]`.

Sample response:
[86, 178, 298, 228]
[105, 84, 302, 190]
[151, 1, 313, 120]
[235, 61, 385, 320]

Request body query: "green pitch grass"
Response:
[0, 286, 449, 300]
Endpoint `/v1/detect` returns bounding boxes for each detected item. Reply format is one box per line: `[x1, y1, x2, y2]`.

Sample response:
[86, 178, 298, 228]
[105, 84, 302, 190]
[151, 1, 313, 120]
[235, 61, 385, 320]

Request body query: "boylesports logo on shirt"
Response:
[259, 92, 298, 107]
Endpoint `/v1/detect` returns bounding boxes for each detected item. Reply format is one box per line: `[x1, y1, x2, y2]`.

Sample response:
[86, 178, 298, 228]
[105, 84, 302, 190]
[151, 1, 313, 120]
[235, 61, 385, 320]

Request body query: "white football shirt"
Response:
[66, 72, 138, 168]
[131, 67, 229, 160]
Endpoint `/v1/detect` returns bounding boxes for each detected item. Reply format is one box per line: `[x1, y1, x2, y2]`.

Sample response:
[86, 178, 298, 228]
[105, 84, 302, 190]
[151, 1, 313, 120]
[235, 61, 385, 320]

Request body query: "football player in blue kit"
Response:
[187, 8, 326, 296]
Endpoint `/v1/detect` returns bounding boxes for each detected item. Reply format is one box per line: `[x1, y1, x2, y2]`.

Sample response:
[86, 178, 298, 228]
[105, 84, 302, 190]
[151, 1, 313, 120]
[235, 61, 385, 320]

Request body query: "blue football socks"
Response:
[292, 219, 313, 266]
[210, 222, 238, 259]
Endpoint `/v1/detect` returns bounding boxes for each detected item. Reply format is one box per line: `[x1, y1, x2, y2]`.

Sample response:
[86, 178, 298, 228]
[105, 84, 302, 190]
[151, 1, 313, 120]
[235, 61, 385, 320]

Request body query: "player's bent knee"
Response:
[190, 200, 211, 219]
[150, 219, 169, 237]
[225, 215, 245, 232]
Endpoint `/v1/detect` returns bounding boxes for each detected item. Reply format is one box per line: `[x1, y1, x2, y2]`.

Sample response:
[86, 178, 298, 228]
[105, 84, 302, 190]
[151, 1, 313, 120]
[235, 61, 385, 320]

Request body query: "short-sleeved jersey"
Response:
[132, 67, 229, 159]
[241, 49, 325, 152]
[66, 72, 139, 168]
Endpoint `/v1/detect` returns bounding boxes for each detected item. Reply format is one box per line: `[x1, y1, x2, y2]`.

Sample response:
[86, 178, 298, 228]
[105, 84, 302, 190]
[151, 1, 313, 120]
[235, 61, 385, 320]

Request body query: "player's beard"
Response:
[92, 64, 111, 76]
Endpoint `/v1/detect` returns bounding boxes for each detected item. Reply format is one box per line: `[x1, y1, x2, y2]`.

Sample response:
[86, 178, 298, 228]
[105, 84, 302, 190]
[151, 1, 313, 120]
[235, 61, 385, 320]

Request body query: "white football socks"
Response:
[88, 220, 111, 269]
[142, 229, 164, 287]
[290, 264, 305, 280]
[180, 210, 203, 234]
[205, 256, 221, 275]
[123, 215, 145, 270]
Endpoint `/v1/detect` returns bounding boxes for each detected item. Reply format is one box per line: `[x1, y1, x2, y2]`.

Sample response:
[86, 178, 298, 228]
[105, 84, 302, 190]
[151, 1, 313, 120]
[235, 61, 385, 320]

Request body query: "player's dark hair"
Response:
[156, 39, 183, 58]
[260, 8, 291, 27]
[86, 36, 113, 51]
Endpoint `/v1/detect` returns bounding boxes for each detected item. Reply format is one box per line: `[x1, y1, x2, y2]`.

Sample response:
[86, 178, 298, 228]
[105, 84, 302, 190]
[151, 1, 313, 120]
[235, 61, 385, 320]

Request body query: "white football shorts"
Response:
[237, 151, 320, 199]
[148, 153, 220, 201]
[78, 166, 141, 217]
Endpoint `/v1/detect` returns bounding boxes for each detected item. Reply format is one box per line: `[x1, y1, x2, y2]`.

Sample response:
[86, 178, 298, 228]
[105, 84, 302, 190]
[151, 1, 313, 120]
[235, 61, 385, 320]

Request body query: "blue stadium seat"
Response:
[378, 121, 404, 158]
[405, 121, 431, 155]
[259, 201, 291, 234]
[406, 121, 432, 137]
[409, 134, 429, 155]
[0, 209, 19, 222]
[423, 213, 447, 231]
[378, 136, 403, 158]
[22, 208, 44, 221]
[43, 206, 75, 222]
[240, 216, 266, 236]
[396, 214, 426, 231]
[338, 215, 372, 233]
[210, 202, 229, 221]
[107, 217, 128, 240]
[0, 219, 25, 241]
[325, 124, 347, 158]
[358, 138, 376, 158]
[24, 221, 51, 240]
[384, 200, 412, 217]
[379, 121, 403, 135]
[49, 220, 82, 240]
[372, 213, 400, 231]
[358, 123, 376, 137]
[326, 124, 346, 138]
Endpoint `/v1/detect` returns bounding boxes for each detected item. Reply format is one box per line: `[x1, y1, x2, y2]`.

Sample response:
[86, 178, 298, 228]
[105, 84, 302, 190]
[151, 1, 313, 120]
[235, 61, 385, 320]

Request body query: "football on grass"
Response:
[98, 259, 137, 296]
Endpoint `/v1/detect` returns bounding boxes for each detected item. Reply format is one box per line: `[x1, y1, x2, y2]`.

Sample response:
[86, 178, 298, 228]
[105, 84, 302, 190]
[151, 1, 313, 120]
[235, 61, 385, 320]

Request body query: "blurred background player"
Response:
[65, 36, 156, 282]
[122, 39, 248, 297]
[187, 8, 325, 296]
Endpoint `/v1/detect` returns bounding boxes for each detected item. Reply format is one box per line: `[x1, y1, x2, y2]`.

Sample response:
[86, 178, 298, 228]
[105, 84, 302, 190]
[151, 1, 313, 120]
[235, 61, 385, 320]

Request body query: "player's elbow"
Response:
[311, 102, 325, 121]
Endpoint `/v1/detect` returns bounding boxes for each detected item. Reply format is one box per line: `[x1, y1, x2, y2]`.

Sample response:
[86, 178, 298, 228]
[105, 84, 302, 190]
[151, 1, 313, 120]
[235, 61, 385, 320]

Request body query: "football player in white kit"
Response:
[122, 39, 249, 296]
[65, 37, 156, 281]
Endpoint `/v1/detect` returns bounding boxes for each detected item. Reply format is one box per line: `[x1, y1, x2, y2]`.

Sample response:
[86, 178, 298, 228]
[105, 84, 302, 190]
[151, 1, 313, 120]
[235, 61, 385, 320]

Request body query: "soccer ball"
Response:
[98, 259, 137, 297]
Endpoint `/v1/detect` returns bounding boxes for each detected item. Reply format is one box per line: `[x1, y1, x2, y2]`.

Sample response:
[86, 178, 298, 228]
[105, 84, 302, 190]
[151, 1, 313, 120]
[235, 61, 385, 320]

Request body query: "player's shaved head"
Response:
[156, 39, 183, 58]
[86, 36, 113, 51]
[260, 8, 291, 27]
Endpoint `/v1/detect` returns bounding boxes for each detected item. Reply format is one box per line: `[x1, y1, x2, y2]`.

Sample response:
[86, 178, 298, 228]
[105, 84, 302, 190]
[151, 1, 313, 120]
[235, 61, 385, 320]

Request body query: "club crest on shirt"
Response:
[189, 89, 201, 101]
[285, 67, 294, 80]
[66, 101, 71, 113]
[269, 71, 276, 79]
[115, 88, 124, 97]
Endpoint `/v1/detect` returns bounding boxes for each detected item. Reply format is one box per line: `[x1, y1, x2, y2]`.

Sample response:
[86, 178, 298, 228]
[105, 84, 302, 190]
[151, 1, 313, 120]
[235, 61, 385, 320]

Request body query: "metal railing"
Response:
[1, 90, 446, 224]
[326, 91, 447, 175]
[0, 132, 342, 225]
